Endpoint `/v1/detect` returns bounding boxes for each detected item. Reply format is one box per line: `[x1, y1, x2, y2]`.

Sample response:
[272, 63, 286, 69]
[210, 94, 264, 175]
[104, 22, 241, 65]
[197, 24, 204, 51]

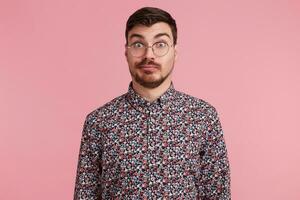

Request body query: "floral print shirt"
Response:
[74, 82, 231, 200]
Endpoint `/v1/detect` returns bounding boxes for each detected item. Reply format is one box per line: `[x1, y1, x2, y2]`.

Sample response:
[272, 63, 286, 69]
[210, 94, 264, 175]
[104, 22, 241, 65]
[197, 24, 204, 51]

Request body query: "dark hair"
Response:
[125, 7, 177, 45]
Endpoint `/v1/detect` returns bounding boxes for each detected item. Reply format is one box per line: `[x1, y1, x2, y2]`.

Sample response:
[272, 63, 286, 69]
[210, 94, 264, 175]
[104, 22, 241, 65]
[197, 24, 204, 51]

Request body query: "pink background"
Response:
[1, 0, 299, 199]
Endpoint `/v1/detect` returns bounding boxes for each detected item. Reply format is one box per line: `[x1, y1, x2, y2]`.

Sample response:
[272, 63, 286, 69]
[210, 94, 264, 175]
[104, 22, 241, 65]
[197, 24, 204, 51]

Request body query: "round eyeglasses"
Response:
[126, 41, 173, 58]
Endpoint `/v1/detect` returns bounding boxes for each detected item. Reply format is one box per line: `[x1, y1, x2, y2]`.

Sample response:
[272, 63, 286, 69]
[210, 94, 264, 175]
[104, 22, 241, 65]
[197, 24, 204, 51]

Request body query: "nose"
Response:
[144, 46, 155, 59]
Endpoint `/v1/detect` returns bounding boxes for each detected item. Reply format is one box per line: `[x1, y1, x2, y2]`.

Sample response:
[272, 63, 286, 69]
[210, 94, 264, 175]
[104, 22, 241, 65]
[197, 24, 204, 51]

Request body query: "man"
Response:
[74, 7, 231, 200]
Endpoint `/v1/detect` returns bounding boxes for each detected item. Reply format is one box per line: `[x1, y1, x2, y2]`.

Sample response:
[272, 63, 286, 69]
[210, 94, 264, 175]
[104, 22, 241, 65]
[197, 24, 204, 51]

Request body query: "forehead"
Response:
[128, 22, 173, 42]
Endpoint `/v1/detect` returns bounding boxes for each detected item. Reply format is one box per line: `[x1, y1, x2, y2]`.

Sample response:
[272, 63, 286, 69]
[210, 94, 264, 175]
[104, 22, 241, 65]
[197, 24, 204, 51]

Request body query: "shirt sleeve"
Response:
[74, 114, 102, 200]
[197, 107, 231, 200]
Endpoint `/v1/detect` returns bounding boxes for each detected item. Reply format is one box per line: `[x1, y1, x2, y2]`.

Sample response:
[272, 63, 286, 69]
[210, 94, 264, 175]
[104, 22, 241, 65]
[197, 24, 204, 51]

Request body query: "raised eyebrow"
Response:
[129, 33, 171, 40]
[129, 33, 144, 40]
[154, 33, 171, 39]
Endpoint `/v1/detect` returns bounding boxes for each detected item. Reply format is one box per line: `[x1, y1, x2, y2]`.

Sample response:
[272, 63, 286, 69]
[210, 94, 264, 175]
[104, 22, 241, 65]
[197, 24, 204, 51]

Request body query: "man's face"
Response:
[125, 22, 177, 89]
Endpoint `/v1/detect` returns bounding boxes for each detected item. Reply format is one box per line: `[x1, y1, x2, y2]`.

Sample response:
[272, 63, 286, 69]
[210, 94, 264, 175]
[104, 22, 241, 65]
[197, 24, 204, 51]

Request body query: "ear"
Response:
[124, 44, 128, 57]
[174, 44, 178, 61]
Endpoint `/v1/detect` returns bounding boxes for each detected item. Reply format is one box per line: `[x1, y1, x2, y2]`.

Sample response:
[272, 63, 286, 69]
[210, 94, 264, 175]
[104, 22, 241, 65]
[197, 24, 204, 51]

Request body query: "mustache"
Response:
[136, 59, 161, 68]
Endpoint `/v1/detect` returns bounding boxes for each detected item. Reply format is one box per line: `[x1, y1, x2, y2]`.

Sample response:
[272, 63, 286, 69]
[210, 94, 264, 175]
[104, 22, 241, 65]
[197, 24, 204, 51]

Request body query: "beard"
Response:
[129, 59, 174, 89]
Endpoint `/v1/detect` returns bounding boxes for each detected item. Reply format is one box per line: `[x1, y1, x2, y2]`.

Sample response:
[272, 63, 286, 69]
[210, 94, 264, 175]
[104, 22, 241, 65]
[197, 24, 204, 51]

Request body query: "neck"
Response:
[132, 79, 172, 103]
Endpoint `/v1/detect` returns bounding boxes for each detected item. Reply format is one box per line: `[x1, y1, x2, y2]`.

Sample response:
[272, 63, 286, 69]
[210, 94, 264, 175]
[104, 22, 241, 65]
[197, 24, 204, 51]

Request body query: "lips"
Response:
[139, 64, 158, 68]
[138, 65, 159, 73]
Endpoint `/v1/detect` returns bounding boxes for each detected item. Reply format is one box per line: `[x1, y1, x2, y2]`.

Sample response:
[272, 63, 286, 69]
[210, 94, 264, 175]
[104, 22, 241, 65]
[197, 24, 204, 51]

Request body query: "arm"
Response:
[198, 107, 231, 200]
[74, 113, 102, 200]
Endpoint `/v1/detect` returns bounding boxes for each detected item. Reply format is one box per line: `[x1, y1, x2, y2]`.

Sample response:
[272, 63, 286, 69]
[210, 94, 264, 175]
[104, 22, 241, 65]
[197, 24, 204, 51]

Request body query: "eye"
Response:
[131, 42, 144, 48]
[154, 42, 167, 48]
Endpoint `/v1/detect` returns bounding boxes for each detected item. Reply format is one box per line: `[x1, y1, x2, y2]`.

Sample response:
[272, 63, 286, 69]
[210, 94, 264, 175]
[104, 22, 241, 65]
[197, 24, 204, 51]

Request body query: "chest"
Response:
[102, 110, 204, 173]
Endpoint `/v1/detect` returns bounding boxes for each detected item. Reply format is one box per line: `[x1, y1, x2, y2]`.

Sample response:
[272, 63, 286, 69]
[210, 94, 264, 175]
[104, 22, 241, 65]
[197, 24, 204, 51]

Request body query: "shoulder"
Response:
[84, 93, 127, 125]
[174, 90, 223, 135]
[174, 90, 219, 118]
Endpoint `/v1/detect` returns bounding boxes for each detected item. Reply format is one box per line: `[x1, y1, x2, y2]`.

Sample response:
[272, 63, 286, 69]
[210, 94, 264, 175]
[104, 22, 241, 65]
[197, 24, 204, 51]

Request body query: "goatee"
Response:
[130, 59, 174, 89]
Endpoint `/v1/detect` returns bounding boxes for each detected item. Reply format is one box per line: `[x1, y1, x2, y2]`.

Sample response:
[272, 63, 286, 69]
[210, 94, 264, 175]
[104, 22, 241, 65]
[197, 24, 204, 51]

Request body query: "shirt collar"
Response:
[126, 81, 176, 113]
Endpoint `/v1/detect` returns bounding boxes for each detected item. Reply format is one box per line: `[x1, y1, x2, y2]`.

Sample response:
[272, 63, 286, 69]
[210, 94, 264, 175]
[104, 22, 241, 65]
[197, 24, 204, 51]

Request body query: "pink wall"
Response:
[1, 0, 299, 199]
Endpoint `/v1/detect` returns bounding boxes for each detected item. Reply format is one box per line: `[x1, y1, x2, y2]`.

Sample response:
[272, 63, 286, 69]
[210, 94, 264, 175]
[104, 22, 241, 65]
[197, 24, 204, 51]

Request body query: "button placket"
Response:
[149, 109, 162, 192]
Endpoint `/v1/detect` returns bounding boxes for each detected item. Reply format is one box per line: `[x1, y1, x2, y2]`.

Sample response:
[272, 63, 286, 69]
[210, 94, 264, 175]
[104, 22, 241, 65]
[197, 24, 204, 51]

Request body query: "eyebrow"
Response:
[129, 33, 171, 40]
